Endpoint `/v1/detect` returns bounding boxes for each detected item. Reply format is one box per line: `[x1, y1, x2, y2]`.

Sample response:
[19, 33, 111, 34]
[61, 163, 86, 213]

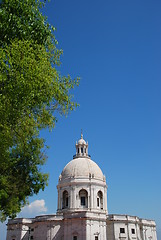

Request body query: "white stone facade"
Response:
[107, 215, 157, 240]
[6, 134, 157, 240]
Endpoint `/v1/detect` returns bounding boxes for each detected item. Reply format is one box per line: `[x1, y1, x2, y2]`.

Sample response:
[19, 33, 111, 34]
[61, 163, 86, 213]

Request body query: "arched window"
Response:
[97, 191, 103, 209]
[79, 189, 88, 208]
[62, 190, 69, 209]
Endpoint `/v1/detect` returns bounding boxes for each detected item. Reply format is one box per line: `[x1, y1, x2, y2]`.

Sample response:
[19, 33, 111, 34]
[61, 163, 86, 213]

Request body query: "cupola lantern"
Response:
[75, 132, 89, 157]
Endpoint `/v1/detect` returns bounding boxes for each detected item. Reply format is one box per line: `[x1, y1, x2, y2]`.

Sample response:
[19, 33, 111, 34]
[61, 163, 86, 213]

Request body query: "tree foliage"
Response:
[0, 0, 79, 221]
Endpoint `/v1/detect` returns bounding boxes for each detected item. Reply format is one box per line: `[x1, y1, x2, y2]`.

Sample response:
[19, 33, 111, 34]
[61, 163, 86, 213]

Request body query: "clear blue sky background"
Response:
[1, 0, 161, 239]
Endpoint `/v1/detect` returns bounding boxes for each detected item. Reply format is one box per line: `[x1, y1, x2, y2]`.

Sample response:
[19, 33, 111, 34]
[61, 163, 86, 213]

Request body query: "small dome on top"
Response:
[75, 132, 89, 158]
[78, 132, 86, 145]
[78, 138, 86, 145]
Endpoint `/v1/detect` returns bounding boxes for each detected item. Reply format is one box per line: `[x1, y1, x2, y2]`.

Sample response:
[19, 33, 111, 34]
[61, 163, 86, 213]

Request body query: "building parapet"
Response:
[107, 214, 156, 226]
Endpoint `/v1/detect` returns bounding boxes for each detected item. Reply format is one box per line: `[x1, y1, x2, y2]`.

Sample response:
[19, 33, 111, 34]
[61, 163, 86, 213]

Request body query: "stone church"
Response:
[7, 134, 157, 240]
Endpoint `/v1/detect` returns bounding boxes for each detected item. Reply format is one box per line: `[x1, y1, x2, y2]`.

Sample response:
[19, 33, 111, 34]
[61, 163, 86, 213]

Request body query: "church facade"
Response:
[6, 135, 157, 240]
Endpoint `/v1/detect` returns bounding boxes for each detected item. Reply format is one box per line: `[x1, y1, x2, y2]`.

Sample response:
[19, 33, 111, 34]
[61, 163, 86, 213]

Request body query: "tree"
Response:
[0, 0, 79, 221]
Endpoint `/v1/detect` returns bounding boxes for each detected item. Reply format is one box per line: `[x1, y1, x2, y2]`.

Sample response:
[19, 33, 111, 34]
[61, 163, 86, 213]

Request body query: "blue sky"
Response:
[1, 0, 161, 239]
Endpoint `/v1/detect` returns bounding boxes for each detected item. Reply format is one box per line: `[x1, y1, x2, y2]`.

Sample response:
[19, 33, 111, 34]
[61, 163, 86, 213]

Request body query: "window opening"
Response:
[120, 228, 125, 233]
[73, 236, 77, 240]
[95, 237, 98, 240]
[97, 191, 103, 209]
[65, 197, 68, 207]
[62, 190, 69, 209]
[78, 148, 79, 154]
[131, 229, 135, 234]
[79, 189, 88, 208]
[97, 198, 99, 207]
[81, 196, 85, 206]
[81, 147, 83, 153]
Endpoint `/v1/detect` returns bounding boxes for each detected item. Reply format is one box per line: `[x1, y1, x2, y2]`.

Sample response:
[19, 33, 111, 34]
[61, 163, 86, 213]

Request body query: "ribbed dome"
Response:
[60, 157, 104, 182]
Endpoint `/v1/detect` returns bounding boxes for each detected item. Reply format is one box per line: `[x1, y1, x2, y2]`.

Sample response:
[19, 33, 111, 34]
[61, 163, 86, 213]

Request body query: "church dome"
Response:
[57, 134, 107, 214]
[60, 158, 104, 182]
[58, 134, 105, 183]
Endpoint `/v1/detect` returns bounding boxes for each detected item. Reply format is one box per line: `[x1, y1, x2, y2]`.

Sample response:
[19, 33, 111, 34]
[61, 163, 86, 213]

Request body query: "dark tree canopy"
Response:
[0, 0, 79, 221]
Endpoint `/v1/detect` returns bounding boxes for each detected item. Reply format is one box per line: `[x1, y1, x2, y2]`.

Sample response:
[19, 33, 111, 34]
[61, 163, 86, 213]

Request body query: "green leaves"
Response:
[0, 0, 79, 221]
[0, 0, 53, 47]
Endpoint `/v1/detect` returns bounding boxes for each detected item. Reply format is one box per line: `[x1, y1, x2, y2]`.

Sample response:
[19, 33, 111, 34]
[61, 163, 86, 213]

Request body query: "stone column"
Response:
[92, 187, 95, 209]
[57, 188, 62, 210]
[57, 188, 60, 210]
[104, 186, 107, 212]
[73, 186, 76, 208]
[70, 188, 72, 209]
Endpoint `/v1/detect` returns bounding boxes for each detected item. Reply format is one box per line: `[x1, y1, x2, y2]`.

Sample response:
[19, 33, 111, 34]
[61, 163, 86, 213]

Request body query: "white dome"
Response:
[78, 138, 86, 145]
[60, 157, 104, 182]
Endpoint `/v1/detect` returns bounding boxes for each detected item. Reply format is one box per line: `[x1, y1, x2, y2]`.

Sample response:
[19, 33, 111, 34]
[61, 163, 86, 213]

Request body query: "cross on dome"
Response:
[81, 129, 83, 139]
